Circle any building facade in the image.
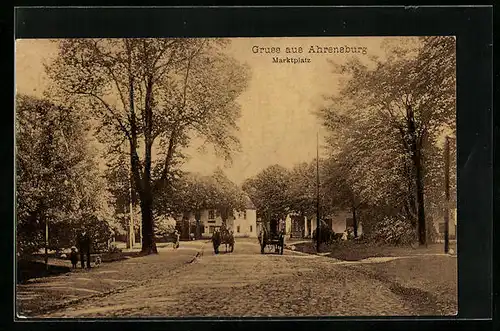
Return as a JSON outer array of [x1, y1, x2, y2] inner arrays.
[[178, 196, 258, 238], [432, 207, 457, 239], [284, 210, 363, 239]]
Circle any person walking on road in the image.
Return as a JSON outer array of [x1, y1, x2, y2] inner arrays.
[[173, 230, 180, 249], [77, 229, 91, 269]]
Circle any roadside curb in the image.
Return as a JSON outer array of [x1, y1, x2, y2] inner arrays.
[[284, 244, 457, 263], [187, 240, 210, 264]]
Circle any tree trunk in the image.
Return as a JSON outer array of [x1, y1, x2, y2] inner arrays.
[[352, 204, 358, 238], [139, 193, 157, 254], [414, 152, 426, 246], [403, 159, 418, 226], [406, 104, 426, 246], [195, 210, 201, 239], [130, 133, 157, 254]]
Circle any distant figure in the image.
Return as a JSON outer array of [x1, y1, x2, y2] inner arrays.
[[94, 255, 102, 267], [69, 246, 78, 269], [173, 230, 180, 249], [212, 229, 221, 254], [347, 227, 354, 239], [77, 230, 91, 269]]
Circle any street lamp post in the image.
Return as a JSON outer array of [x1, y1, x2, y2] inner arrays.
[[316, 131, 320, 253], [443, 135, 455, 254], [128, 157, 135, 249], [44, 187, 53, 271], [129, 176, 135, 249], [44, 216, 49, 270]]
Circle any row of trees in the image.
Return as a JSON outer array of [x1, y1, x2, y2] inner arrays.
[[17, 38, 250, 255], [40, 38, 250, 254], [156, 168, 247, 221], [240, 160, 364, 237], [316, 36, 457, 245], [154, 169, 248, 238], [16, 94, 245, 253], [243, 37, 457, 246], [17, 36, 456, 253], [242, 162, 328, 223]]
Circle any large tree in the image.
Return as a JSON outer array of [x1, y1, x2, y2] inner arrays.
[[47, 38, 250, 254], [319, 37, 455, 245], [288, 162, 317, 218], [16, 95, 112, 255], [211, 168, 247, 221], [242, 165, 292, 222], [287, 160, 334, 220]]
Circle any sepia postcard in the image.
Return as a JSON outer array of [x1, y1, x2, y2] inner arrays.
[[15, 36, 457, 318]]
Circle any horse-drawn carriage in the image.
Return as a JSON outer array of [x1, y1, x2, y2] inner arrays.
[[258, 219, 284, 255], [211, 224, 234, 254]]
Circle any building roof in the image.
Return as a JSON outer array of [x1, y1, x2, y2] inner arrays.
[[245, 195, 256, 210]]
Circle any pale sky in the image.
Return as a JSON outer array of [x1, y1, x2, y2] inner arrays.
[[15, 37, 387, 184]]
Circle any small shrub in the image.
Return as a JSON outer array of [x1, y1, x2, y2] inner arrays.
[[331, 232, 343, 242], [370, 215, 416, 246], [312, 222, 334, 244], [107, 243, 122, 253]]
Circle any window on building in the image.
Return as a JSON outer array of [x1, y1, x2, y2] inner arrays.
[[250, 225, 253, 232], [237, 226, 240, 233], [243, 210, 247, 219], [209, 210, 215, 220], [209, 226, 216, 234]]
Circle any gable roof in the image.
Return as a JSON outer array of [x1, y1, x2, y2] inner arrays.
[[245, 194, 256, 210]]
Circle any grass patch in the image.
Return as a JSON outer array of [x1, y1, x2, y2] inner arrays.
[[291, 240, 457, 261], [17, 250, 140, 283], [17, 260, 71, 284], [349, 255, 458, 315], [100, 252, 130, 262], [328, 241, 456, 261]]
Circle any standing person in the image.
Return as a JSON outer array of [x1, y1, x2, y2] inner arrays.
[[77, 229, 91, 269], [69, 246, 78, 269], [173, 230, 180, 249], [212, 229, 221, 254]]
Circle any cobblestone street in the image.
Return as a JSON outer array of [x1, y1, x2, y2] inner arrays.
[[17, 241, 207, 317], [28, 239, 457, 318]]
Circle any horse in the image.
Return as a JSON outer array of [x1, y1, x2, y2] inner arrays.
[[221, 229, 235, 253], [258, 226, 284, 254]]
